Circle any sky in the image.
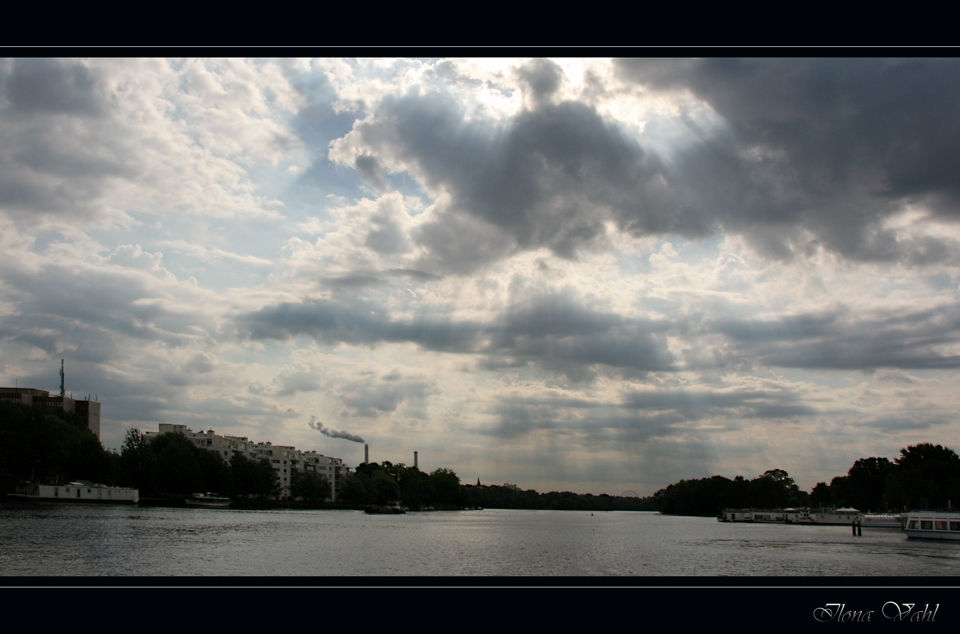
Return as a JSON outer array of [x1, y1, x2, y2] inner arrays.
[[2, 57, 960, 497]]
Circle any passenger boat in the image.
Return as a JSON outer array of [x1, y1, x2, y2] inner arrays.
[[8, 481, 139, 504], [902, 511, 960, 540], [185, 493, 231, 508]]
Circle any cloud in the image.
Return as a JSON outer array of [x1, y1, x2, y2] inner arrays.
[[239, 290, 675, 382], [330, 89, 695, 273], [335, 375, 438, 418], [712, 303, 960, 370], [615, 58, 960, 263], [155, 240, 274, 266], [4, 57, 960, 497], [240, 296, 484, 353], [3, 58, 107, 117], [0, 58, 300, 227]]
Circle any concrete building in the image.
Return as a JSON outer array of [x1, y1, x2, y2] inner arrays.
[[0, 387, 102, 441], [143, 423, 345, 501]]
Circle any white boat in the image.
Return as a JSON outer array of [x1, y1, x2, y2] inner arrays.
[[717, 508, 811, 523], [902, 511, 960, 540], [185, 493, 231, 508], [8, 481, 139, 504], [862, 513, 903, 529], [808, 507, 862, 525]]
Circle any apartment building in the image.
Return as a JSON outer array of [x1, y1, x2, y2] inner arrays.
[[1, 387, 102, 440], [143, 423, 345, 501]]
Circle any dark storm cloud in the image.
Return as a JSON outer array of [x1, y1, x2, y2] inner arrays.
[[342, 89, 701, 272], [364, 203, 412, 255], [0, 59, 138, 222], [340, 59, 960, 270], [322, 273, 386, 289], [0, 263, 196, 348], [322, 268, 443, 289], [353, 154, 388, 191], [621, 388, 816, 420], [336, 377, 437, 418], [241, 289, 960, 381], [850, 414, 949, 433], [515, 58, 563, 106], [241, 297, 484, 353], [3, 58, 106, 117], [713, 303, 960, 370], [616, 58, 960, 262], [480, 294, 674, 380], [486, 397, 686, 442], [478, 384, 815, 446], [385, 268, 443, 282], [241, 291, 675, 381]]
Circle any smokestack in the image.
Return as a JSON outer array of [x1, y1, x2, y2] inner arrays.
[[59, 359, 65, 398], [414, 451, 418, 469], [365, 444, 369, 464]]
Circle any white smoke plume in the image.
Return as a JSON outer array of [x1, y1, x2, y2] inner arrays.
[[308, 416, 365, 443]]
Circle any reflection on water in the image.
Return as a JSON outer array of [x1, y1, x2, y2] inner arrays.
[[1, 503, 958, 576]]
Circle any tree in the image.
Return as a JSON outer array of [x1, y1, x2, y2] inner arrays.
[[749, 469, 803, 509], [370, 469, 400, 505], [291, 470, 330, 501], [255, 457, 281, 498], [151, 432, 203, 495], [895, 443, 960, 509], [338, 472, 371, 504], [429, 468, 462, 507], [845, 457, 894, 511], [120, 428, 154, 492]]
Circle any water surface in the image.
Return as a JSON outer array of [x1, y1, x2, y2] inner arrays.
[[2, 503, 957, 576]]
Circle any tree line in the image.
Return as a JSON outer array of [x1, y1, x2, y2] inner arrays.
[[654, 443, 960, 517], [0, 401, 655, 510], [11, 401, 953, 514], [0, 402, 329, 501], [120, 427, 333, 500]]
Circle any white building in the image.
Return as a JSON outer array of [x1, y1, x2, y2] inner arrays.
[[143, 423, 344, 501]]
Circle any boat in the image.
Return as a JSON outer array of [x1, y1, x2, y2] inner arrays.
[[862, 513, 903, 529], [365, 501, 406, 514], [185, 493, 231, 508], [7, 481, 139, 504], [717, 508, 811, 523], [902, 511, 960, 540], [808, 507, 863, 525]]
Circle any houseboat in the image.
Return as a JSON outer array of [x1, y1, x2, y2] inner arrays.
[[8, 481, 139, 504], [717, 508, 811, 523], [862, 513, 903, 529], [808, 507, 863, 525], [902, 511, 960, 541]]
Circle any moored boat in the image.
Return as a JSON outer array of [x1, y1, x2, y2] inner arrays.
[[7, 481, 139, 504], [808, 507, 862, 525], [365, 501, 406, 514], [862, 513, 903, 529], [717, 508, 811, 523], [185, 493, 231, 508], [902, 511, 960, 540]]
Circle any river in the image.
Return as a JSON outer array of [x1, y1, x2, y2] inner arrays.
[[2, 502, 958, 577]]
